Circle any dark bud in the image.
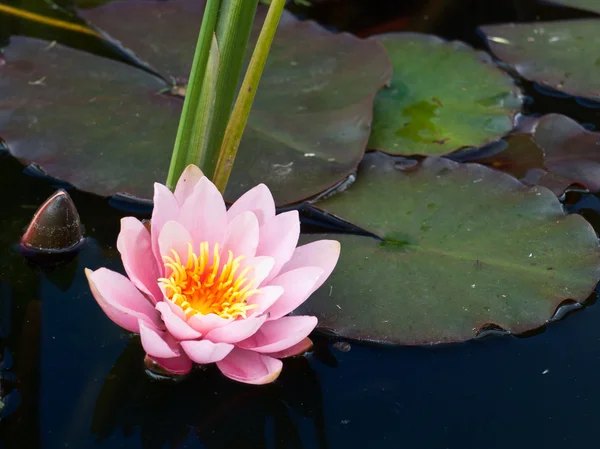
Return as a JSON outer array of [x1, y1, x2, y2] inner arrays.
[[20, 190, 84, 263]]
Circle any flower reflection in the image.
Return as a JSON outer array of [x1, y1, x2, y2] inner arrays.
[[92, 338, 330, 449]]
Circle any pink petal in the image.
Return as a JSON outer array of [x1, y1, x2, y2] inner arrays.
[[117, 217, 162, 304], [264, 267, 324, 320], [147, 353, 192, 375], [204, 316, 267, 344], [279, 240, 340, 296], [158, 220, 193, 269], [161, 296, 231, 336], [187, 312, 232, 335], [174, 165, 204, 205], [222, 211, 259, 258], [248, 286, 284, 316], [180, 340, 234, 364], [266, 337, 313, 359], [239, 256, 275, 288], [156, 302, 202, 340], [86, 268, 161, 333], [151, 183, 180, 271], [179, 177, 227, 251], [139, 320, 180, 358], [256, 211, 300, 283], [227, 184, 275, 226], [216, 347, 282, 385], [165, 297, 186, 319], [237, 316, 317, 353]]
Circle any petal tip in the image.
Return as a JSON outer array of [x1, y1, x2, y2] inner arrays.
[[217, 349, 283, 385], [182, 164, 204, 178], [174, 165, 206, 204], [256, 364, 283, 385]]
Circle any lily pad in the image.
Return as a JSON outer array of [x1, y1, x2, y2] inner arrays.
[[480, 20, 600, 101], [475, 114, 600, 196], [79, 0, 206, 81], [367, 33, 521, 156], [296, 152, 600, 344], [0, 37, 178, 200], [0, 3, 391, 205], [546, 0, 600, 14]]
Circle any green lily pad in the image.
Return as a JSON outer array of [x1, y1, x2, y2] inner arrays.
[[547, 0, 600, 14], [0, 3, 391, 205], [367, 33, 522, 156], [481, 114, 600, 195], [296, 152, 600, 344], [480, 20, 600, 101]]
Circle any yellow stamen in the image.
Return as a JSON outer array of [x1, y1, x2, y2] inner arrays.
[[158, 242, 259, 320]]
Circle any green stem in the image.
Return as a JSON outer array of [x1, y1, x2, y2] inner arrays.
[[213, 0, 286, 193], [166, 0, 220, 190], [184, 34, 221, 169], [200, 0, 259, 180]]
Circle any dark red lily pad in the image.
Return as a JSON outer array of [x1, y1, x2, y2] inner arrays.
[[0, 37, 178, 199], [0, 3, 391, 205], [79, 0, 207, 82], [295, 152, 600, 344], [475, 114, 600, 195], [480, 20, 600, 101]]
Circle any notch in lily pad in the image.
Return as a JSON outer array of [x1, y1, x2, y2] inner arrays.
[[20, 189, 85, 264], [470, 114, 600, 196]]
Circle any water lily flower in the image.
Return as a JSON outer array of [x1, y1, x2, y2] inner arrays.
[[86, 166, 340, 384]]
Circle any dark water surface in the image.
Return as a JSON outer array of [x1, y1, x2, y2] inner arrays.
[[3, 0, 600, 448]]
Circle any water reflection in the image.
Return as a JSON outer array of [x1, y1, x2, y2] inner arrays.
[[92, 339, 328, 449], [0, 274, 41, 449], [0, 150, 331, 448]]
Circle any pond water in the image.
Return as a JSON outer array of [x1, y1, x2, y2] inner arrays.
[[2, 0, 600, 448]]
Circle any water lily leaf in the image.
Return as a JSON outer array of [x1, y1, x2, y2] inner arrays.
[[367, 33, 521, 156], [0, 4, 391, 206], [546, 0, 600, 14], [480, 20, 600, 101], [0, 37, 178, 200], [475, 114, 600, 196], [79, 0, 207, 81], [296, 152, 600, 344], [81, 1, 392, 202]]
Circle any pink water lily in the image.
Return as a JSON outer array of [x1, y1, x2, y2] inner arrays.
[[86, 165, 340, 384]]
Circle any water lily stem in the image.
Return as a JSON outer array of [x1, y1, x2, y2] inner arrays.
[[213, 0, 286, 193], [166, 0, 221, 190], [200, 0, 260, 179], [185, 33, 221, 171]]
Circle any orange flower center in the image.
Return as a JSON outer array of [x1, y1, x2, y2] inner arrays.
[[158, 242, 259, 320]]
